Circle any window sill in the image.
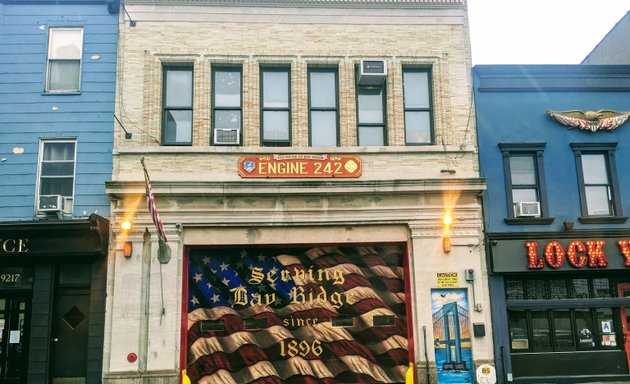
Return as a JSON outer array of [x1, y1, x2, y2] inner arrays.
[[504, 217, 555, 225], [42, 91, 81, 95], [578, 216, 628, 224]]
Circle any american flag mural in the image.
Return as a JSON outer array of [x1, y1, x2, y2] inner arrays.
[[186, 245, 410, 384]]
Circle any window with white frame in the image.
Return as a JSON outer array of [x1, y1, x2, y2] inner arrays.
[[46, 27, 83, 92], [571, 143, 624, 222], [499, 143, 551, 223], [37, 140, 76, 214]]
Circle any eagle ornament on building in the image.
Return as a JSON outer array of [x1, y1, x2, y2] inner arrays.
[[546, 110, 630, 132]]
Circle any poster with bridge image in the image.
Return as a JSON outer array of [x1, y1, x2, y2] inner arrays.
[[431, 288, 473, 384], [186, 245, 410, 383]]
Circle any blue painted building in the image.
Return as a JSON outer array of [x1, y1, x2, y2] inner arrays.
[[0, 0, 118, 382], [474, 65, 630, 383]]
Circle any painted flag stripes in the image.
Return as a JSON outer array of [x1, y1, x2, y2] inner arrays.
[[186, 245, 409, 384]]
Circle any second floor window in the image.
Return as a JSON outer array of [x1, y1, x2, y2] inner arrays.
[[356, 75, 386, 146], [261, 67, 291, 146], [402, 67, 433, 144], [212, 66, 242, 145], [308, 67, 339, 146], [46, 27, 83, 92], [581, 154, 613, 215], [500, 144, 548, 220], [38, 140, 76, 214], [163, 66, 193, 145], [572, 143, 623, 220]]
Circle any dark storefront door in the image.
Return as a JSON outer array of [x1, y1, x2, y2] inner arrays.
[[619, 283, 630, 373], [50, 292, 89, 384], [0, 295, 31, 384]]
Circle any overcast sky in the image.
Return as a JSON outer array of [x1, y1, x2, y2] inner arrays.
[[467, 0, 630, 65]]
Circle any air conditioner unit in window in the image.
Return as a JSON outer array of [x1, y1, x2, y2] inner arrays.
[[213, 128, 240, 145], [514, 201, 541, 218], [38, 195, 73, 215], [358, 59, 387, 85]]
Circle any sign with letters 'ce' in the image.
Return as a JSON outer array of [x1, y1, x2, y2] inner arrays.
[[239, 154, 361, 178]]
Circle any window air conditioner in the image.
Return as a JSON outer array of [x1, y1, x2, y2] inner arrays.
[[38, 194, 63, 212], [514, 201, 541, 218], [38, 195, 73, 214], [358, 59, 387, 85], [213, 128, 240, 145]]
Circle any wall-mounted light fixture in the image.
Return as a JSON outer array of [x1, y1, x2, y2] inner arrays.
[[121, 220, 132, 231], [443, 236, 452, 253], [123, 241, 133, 258]]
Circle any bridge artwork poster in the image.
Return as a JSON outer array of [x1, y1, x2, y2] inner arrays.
[[431, 288, 473, 384]]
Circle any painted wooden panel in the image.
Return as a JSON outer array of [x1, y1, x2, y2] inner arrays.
[[474, 65, 630, 233], [0, 2, 118, 221]]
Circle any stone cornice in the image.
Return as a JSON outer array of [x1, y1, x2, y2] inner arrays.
[[124, 0, 464, 8], [113, 145, 474, 155], [106, 178, 486, 197]]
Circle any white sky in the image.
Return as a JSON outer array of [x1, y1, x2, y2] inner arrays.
[[468, 0, 630, 65]]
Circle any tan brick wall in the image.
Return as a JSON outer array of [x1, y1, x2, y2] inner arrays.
[[114, 18, 474, 158]]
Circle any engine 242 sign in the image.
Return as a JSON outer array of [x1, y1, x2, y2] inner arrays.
[[238, 154, 362, 178]]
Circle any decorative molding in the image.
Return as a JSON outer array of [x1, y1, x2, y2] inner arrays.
[[547, 110, 630, 132], [124, 0, 464, 7], [106, 178, 486, 197], [504, 217, 555, 226], [578, 216, 628, 224], [474, 65, 630, 92]]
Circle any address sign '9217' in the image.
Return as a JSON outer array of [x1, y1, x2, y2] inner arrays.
[[238, 154, 362, 178]]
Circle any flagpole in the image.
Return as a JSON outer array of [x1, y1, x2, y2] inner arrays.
[[141, 157, 171, 265], [141, 157, 169, 320]]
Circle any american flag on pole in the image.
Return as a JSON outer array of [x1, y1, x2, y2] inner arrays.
[[186, 245, 409, 384], [141, 157, 167, 243]]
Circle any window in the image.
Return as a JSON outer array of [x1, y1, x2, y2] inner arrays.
[[571, 143, 624, 222], [308, 67, 338, 146], [506, 276, 616, 301], [45, 27, 83, 92], [499, 144, 551, 223], [505, 276, 625, 353], [261, 67, 291, 146], [402, 67, 433, 144], [37, 140, 76, 213], [356, 67, 386, 146], [162, 66, 193, 145], [508, 308, 621, 353], [212, 66, 242, 145]]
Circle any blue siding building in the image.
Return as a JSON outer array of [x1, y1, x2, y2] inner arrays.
[[0, 1, 118, 382], [474, 65, 630, 383]]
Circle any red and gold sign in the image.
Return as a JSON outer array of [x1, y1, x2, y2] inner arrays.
[[238, 154, 362, 178]]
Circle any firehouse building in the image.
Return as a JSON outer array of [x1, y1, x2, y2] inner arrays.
[[104, 1, 492, 383]]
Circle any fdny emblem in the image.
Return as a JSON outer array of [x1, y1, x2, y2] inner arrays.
[[243, 161, 256, 173]]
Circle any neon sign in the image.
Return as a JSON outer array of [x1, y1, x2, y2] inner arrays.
[[525, 239, 630, 269]]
